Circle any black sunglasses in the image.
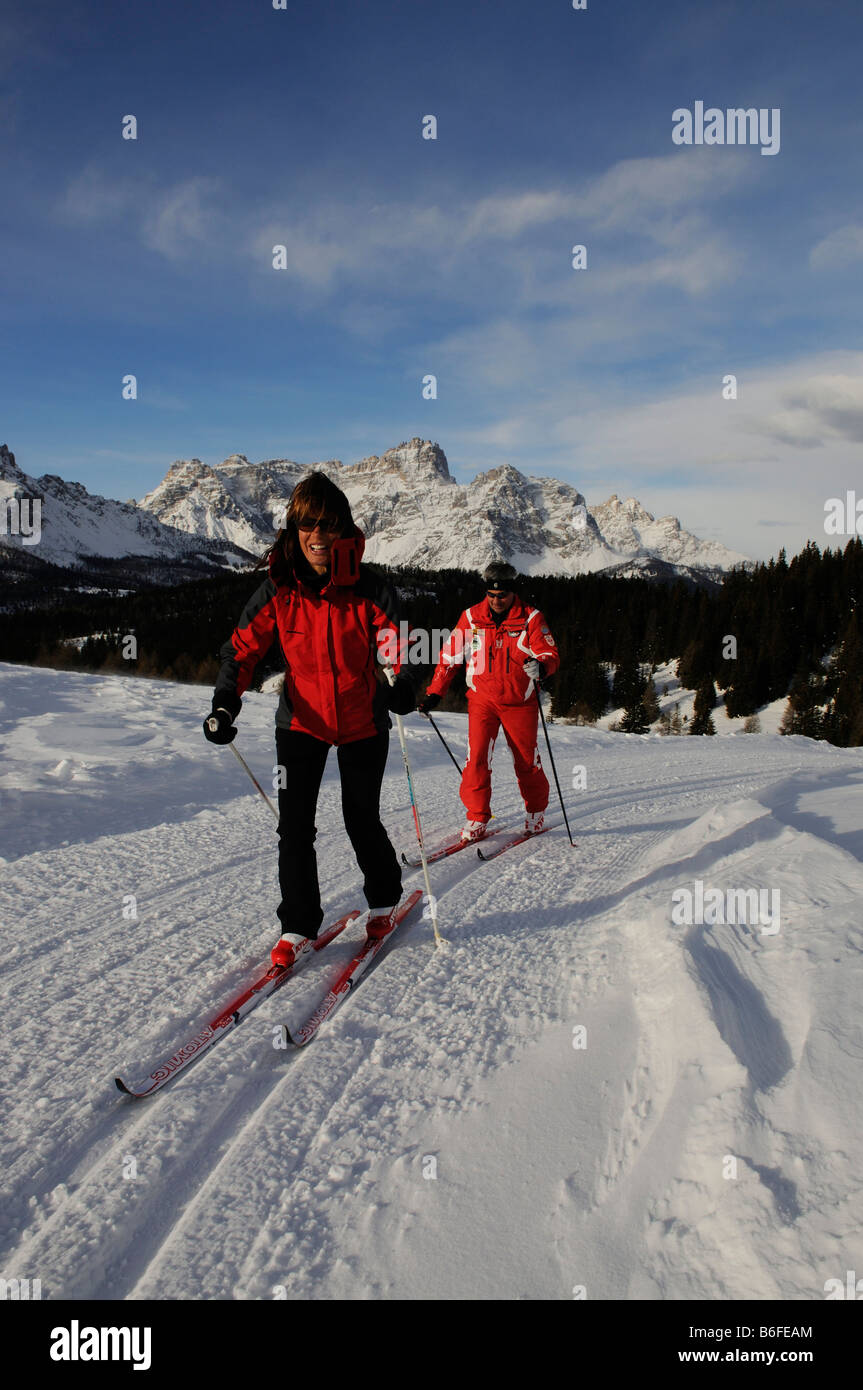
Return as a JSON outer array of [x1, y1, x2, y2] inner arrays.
[[296, 515, 341, 533]]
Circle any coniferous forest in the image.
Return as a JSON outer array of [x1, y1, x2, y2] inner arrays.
[[1, 537, 861, 746]]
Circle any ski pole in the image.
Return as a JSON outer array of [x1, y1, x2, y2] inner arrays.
[[425, 711, 463, 776], [206, 718, 280, 823], [384, 669, 447, 948], [535, 688, 575, 847]]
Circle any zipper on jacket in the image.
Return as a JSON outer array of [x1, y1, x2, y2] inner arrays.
[[326, 600, 339, 736]]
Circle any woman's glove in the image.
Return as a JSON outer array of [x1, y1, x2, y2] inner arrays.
[[417, 692, 441, 717], [384, 673, 416, 716], [203, 708, 238, 744]]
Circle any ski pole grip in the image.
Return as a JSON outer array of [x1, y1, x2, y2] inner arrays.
[[383, 665, 397, 687], [206, 716, 219, 733]]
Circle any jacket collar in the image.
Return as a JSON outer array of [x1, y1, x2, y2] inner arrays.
[[328, 526, 365, 587], [271, 526, 366, 595]]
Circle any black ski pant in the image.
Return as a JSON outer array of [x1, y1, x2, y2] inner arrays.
[[275, 727, 402, 938]]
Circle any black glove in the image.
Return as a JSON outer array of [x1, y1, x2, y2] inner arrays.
[[203, 708, 238, 744], [417, 692, 441, 717], [384, 673, 416, 716]]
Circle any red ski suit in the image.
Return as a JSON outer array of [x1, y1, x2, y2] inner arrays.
[[426, 597, 560, 821], [214, 530, 403, 744]]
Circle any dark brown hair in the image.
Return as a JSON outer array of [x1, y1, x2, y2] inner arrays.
[[258, 471, 354, 586]]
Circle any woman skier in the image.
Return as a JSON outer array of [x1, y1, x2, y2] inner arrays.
[[417, 560, 559, 840], [204, 472, 415, 967]]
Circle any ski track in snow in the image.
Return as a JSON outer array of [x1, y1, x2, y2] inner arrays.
[[1, 662, 862, 1300]]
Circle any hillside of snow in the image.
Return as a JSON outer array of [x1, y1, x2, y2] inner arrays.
[[596, 659, 792, 736], [0, 444, 253, 571], [1, 661, 861, 1300]]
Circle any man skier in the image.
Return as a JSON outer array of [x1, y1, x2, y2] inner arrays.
[[417, 561, 559, 840]]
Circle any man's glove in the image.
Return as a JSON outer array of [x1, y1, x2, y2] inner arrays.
[[203, 708, 238, 744], [417, 692, 441, 717], [384, 673, 416, 716], [523, 658, 543, 681]]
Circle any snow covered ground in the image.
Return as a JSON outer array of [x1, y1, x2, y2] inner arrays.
[[1, 660, 862, 1301]]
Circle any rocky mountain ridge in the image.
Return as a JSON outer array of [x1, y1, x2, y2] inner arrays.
[[139, 437, 749, 580], [0, 444, 255, 575]]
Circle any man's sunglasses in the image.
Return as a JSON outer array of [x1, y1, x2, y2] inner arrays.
[[296, 515, 341, 533], [486, 588, 512, 596]]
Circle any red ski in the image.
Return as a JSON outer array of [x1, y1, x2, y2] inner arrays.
[[287, 890, 423, 1047], [115, 910, 360, 1098], [400, 825, 505, 867], [476, 825, 550, 860]]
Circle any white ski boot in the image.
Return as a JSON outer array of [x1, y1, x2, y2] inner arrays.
[[460, 819, 489, 842]]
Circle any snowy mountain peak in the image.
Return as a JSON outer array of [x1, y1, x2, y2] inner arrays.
[[354, 438, 452, 485], [0, 447, 255, 571], [476, 463, 529, 487], [0, 444, 26, 483], [599, 494, 653, 519], [2, 438, 749, 582], [134, 440, 748, 578]]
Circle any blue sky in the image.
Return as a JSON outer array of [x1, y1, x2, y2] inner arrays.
[[2, 0, 863, 559]]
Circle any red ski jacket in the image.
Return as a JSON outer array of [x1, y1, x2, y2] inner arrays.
[[427, 596, 560, 706], [213, 530, 404, 745]]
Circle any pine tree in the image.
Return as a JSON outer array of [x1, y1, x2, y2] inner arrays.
[[612, 655, 641, 710], [822, 615, 863, 746], [641, 675, 660, 725], [779, 666, 825, 739], [567, 699, 597, 725], [620, 699, 650, 733], [676, 640, 708, 692], [723, 656, 763, 718], [690, 679, 717, 735]]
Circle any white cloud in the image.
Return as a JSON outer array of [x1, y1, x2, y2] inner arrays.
[[58, 167, 227, 263], [56, 151, 751, 309], [591, 239, 738, 295], [140, 177, 225, 260], [441, 350, 863, 561], [577, 151, 752, 230], [809, 224, 863, 271], [754, 372, 863, 446], [460, 190, 574, 242], [59, 166, 140, 224]]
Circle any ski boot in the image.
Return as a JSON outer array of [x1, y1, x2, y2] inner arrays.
[[271, 931, 315, 968], [460, 819, 489, 842], [366, 904, 399, 940]]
